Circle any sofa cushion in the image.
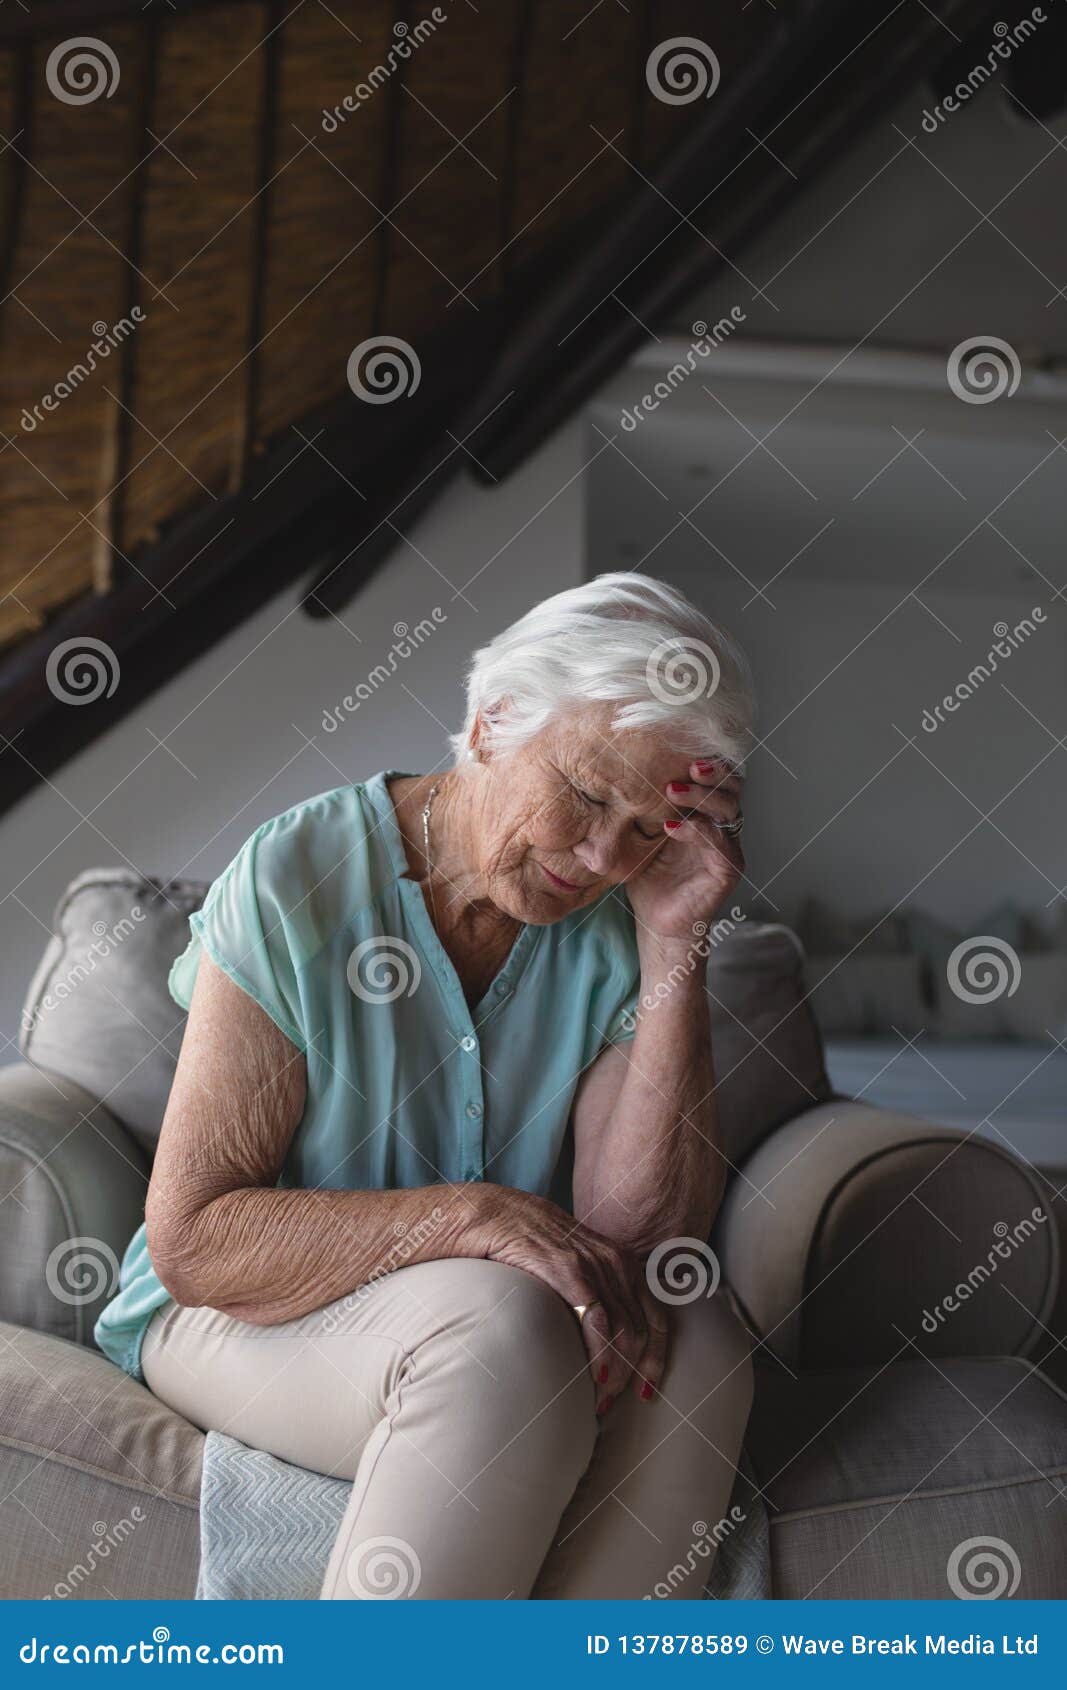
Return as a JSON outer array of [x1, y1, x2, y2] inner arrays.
[[0, 1065, 149, 1345], [707, 922, 831, 1168], [20, 870, 206, 1155], [748, 1357, 1067, 1599], [0, 1322, 201, 1598]]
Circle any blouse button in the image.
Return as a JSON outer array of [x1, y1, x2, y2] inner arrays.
[[465, 1101, 482, 1119], [460, 1034, 477, 1053]]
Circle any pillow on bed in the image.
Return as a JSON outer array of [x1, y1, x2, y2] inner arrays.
[[795, 898, 908, 955], [997, 955, 1067, 1044], [803, 954, 927, 1037]]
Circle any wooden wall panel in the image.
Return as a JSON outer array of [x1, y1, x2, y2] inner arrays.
[[254, 0, 395, 445], [0, 0, 791, 658], [121, 7, 266, 554], [0, 25, 144, 646], [507, 1, 643, 277], [379, 2, 521, 339]]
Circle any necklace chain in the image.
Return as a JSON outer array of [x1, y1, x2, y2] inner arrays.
[[421, 779, 441, 925]]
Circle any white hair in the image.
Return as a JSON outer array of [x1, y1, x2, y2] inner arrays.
[[449, 572, 754, 770]]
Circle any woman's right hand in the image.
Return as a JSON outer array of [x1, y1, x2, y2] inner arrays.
[[461, 1185, 670, 1415]]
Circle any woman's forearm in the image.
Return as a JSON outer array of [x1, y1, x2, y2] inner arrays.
[[582, 943, 723, 1252], [147, 1178, 490, 1324]]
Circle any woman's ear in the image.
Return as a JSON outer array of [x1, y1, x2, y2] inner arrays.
[[469, 710, 486, 762]]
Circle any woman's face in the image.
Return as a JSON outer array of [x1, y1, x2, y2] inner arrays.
[[472, 702, 702, 923]]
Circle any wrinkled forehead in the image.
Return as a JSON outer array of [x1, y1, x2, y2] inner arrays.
[[561, 712, 689, 803]]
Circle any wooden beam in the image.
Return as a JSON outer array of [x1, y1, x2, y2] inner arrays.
[[461, 0, 1000, 481], [0, 0, 266, 44]]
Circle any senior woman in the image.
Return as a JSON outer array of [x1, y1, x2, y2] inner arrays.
[[95, 572, 755, 1601]]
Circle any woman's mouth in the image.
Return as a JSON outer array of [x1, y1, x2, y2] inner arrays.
[[541, 864, 585, 893]]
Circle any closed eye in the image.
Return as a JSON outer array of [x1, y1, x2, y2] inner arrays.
[[573, 782, 661, 843]]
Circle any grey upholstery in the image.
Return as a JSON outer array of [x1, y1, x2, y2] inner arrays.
[[706, 921, 832, 1168], [747, 1358, 1067, 1598], [0, 1321, 201, 1598], [1, 865, 1064, 1601], [716, 1101, 1058, 1370], [20, 869, 206, 1155], [0, 1065, 149, 1343]]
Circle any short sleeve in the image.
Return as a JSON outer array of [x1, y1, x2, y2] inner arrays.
[[588, 890, 641, 1050], [169, 819, 305, 1051], [602, 978, 640, 1046]]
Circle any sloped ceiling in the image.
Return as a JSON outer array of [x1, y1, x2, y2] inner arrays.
[[0, 0, 998, 815]]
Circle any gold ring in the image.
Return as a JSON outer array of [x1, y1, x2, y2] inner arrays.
[[572, 1300, 601, 1327]]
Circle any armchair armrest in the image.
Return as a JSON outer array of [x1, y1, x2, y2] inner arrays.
[[0, 1062, 150, 1345], [714, 1101, 1059, 1371]]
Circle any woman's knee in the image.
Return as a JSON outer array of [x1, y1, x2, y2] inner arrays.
[[442, 1259, 597, 1466]]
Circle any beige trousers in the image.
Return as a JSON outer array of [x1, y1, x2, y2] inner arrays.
[[142, 1256, 753, 1600]]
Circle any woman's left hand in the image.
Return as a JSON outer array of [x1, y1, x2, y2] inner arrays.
[[626, 757, 745, 944]]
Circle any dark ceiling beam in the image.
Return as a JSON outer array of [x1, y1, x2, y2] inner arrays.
[[0, 315, 484, 817], [0, 0, 267, 44], [302, 0, 987, 614], [459, 0, 1003, 482]]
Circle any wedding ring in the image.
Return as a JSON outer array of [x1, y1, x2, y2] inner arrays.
[[709, 810, 744, 837], [572, 1301, 601, 1327]]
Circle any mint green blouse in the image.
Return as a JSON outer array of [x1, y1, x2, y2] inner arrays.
[[94, 770, 641, 1379]]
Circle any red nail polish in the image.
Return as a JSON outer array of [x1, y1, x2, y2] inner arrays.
[[667, 781, 692, 792], [597, 1364, 609, 1384], [596, 1395, 614, 1417], [640, 1381, 654, 1401], [664, 820, 683, 831]]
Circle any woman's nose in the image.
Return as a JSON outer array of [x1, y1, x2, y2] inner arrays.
[[572, 830, 623, 879]]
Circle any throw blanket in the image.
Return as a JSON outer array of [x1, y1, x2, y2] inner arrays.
[[196, 1432, 771, 1600]]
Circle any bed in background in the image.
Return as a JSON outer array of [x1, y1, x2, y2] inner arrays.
[[794, 897, 1067, 1174]]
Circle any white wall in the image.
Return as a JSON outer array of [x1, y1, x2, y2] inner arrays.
[[0, 419, 587, 1051], [584, 75, 1067, 936], [672, 77, 1067, 355], [587, 339, 1067, 931]]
